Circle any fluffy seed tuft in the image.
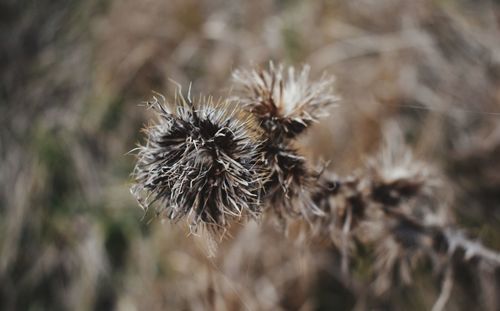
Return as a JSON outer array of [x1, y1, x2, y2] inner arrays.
[[232, 62, 339, 140], [131, 90, 268, 236]]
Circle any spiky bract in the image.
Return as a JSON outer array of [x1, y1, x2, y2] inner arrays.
[[131, 92, 267, 234], [232, 62, 339, 140]]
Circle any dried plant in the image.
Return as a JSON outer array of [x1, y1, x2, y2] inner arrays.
[[131, 89, 268, 237], [130, 63, 341, 243], [130, 66, 500, 310], [231, 63, 338, 218], [309, 126, 500, 308], [232, 62, 339, 140]]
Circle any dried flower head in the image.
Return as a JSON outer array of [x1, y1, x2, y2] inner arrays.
[[232, 62, 339, 140], [131, 90, 268, 235], [261, 142, 320, 218]]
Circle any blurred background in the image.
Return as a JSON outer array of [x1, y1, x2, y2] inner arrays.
[[2, 0, 500, 310]]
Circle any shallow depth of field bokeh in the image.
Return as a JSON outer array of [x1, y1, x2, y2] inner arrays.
[[2, 0, 500, 310]]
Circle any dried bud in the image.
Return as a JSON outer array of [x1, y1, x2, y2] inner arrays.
[[131, 90, 268, 235], [232, 62, 339, 141], [261, 142, 319, 217]]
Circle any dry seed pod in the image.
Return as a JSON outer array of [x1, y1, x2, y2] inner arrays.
[[261, 142, 321, 218], [232, 62, 339, 141], [131, 90, 268, 235]]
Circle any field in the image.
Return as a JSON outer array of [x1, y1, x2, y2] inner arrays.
[[2, 0, 500, 310]]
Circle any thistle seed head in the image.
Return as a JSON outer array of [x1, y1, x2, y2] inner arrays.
[[131, 90, 268, 235], [261, 142, 321, 218], [232, 62, 339, 141]]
